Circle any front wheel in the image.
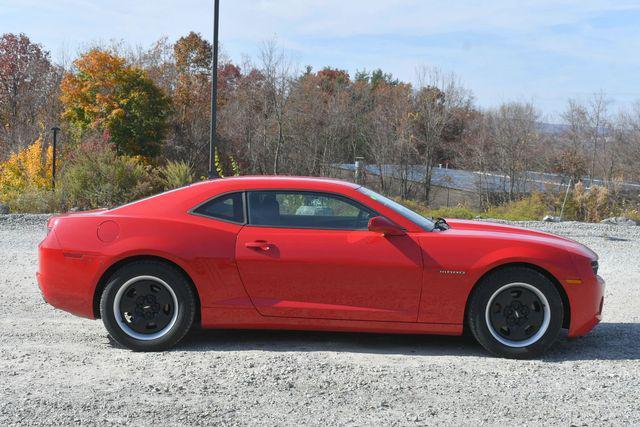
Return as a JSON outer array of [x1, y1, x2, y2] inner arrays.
[[100, 261, 196, 351], [467, 267, 563, 359]]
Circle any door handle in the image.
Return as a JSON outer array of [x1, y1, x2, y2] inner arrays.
[[245, 240, 272, 251]]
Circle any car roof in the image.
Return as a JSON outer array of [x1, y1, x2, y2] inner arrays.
[[187, 176, 361, 192], [206, 175, 358, 187], [111, 176, 361, 216]]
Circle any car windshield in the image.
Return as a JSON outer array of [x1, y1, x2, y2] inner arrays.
[[357, 187, 435, 232]]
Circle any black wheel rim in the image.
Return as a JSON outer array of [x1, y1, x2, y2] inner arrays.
[[488, 286, 546, 342], [118, 279, 175, 335]]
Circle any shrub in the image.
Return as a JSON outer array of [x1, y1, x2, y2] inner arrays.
[[394, 198, 480, 219], [159, 160, 194, 190], [0, 138, 52, 205], [425, 206, 479, 220], [571, 183, 612, 222], [8, 188, 64, 213], [60, 144, 158, 209], [214, 147, 241, 178], [396, 192, 571, 222], [621, 208, 640, 222], [485, 192, 551, 221]]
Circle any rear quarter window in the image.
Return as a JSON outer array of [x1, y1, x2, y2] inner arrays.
[[192, 192, 245, 224]]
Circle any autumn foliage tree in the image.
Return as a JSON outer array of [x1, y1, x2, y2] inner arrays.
[[0, 137, 52, 204], [60, 49, 170, 158], [169, 32, 242, 171], [167, 33, 212, 165], [4, 30, 640, 217], [0, 33, 60, 158]]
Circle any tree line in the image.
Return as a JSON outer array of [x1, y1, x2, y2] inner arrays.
[[2, 31, 640, 209]]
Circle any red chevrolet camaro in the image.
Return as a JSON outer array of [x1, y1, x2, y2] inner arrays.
[[37, 176, 604, 358]]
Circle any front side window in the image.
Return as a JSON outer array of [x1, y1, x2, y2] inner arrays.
[[247, 191, 375, 230], [192, 192, 244, 223]]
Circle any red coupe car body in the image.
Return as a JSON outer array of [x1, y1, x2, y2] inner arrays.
[[37, 176, 604, 339]]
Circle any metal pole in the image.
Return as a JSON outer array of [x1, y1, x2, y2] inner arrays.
[[354, 156, 364, 184], [51, 127, 60, 189], [559, 178, 572, 221], [208, 0, 220, 179]]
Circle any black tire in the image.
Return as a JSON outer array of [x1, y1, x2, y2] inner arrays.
[[467, 267, 563, 359], [100, 260, 196, 351]]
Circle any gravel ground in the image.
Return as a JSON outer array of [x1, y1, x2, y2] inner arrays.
[[1, 214, 639, 426]]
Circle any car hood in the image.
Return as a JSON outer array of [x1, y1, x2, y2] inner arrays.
[[444, 219, 597, 260]]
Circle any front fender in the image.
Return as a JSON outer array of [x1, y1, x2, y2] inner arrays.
[[417, 234, 576, 325]]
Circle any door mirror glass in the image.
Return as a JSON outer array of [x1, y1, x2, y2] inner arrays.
[[368, 216, 405, 236]]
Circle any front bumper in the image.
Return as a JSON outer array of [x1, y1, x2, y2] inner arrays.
[[567, 274, 605, 337]]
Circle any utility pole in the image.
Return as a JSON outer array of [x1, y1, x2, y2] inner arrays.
[[208, 0, 220, 179], [51, 127, 60, 189], [354, 157, 364, 184]]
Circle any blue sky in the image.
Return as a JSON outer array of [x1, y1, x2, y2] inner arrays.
[[2, 0, 640, 120]]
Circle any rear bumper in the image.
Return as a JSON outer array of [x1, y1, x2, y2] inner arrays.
[[37, 233, 103, 319], [567, 274, 605, 337]]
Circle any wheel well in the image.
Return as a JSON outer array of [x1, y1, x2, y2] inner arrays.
[[92, 255, 202, 326], [463, 262, 571, 331]]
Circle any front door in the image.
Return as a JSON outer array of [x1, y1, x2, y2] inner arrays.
[[234, 190, 423, 322]]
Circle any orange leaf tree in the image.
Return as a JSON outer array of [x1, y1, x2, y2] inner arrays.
[[60, 49, 171, 158]]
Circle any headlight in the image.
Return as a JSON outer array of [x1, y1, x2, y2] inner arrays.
[[591, 260, 599, 275]]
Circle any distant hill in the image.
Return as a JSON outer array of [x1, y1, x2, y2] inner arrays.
[[536, 122, 569, 135]]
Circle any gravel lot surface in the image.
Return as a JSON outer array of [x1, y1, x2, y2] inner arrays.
[[1, 214, 639, 426]]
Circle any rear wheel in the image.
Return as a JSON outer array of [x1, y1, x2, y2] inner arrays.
[[100, 261, 196, 351], [467, 267, 563, 359]]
